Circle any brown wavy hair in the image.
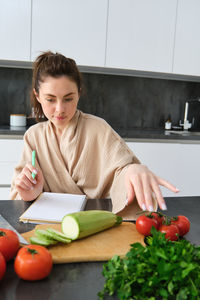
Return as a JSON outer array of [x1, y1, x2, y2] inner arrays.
[[31, 51, 83, 121]]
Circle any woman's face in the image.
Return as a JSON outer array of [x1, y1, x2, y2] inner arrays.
[[35, 75, 79, 131]]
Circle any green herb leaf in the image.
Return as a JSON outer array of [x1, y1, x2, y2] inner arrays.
[[98, 229, 200, 300]]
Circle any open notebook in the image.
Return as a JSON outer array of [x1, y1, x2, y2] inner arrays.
[[19, 192, 87, 224]]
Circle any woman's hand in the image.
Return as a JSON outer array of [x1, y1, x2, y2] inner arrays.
[[125, 164, 179, 211], [15, 163, 44, 201]]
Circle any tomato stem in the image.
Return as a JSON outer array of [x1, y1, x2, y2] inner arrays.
[[162, 216, 172, 226], [0, 231, 6, 236], [171, 216, 178, 221], [27, 248, 38, 256]]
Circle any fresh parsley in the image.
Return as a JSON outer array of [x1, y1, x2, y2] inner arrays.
[[98, 227, 200, 300]]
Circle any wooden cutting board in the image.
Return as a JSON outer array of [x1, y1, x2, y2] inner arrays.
[[21, 222, 145, 264]]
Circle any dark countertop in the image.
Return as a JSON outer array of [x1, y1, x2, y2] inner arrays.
[[0, 125, 200, 142], [118, 128, 200, 141], [0, 196, 200, 300], [0, 125, 28, 136]]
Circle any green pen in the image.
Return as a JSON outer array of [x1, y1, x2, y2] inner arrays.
[[32, 150, 36, 179]]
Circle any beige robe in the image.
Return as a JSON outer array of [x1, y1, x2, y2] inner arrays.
[[10, 110, 145, 219]]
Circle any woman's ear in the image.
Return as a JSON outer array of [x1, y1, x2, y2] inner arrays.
[[33, 88, 40, 103]]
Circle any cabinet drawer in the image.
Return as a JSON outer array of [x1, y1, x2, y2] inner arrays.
[[0, 188, 11, 200], [126, 142, 200, 197], [0, 162, 18, 185], [0, 139, 24, 162]]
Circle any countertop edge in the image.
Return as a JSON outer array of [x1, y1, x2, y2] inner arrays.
[[0, 134, 23, 140], [124, 138, 200, 144], [1, 134, 200, 144]]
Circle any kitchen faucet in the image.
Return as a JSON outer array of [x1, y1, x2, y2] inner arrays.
[[179, 101, 192, 130], [184, 101, 189, 123], [180, 98, 200, 130]]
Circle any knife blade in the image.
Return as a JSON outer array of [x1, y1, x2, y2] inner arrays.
[[0, 214, 28, 245]]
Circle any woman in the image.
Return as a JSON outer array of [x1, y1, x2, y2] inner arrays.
[[10, 51, 179, 219]]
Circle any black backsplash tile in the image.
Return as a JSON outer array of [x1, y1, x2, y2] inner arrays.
[[0, 67, 200, 134], [0, 68, 32, 125], [79, 73, 200, 131]]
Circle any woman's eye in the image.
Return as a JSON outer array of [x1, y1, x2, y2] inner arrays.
[[64, 98, 73, 102], [46, 98, 54, 102]]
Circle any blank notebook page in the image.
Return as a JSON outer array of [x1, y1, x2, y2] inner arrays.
[[20, 192, 86, 223]]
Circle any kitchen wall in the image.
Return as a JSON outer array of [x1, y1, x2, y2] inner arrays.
[[0, 67, 200, 136], [0, 68, 32, 125]]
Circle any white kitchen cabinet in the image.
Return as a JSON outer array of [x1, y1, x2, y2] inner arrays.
[[31, 0, 108, 67], [0, 188, 12, 201], [0, 139, 24, 200], [106, 0, 177, 73], [173, 0, 200, 76], [126, 141, 200, 197], [0, 162, 21, 186], [0, 0, 31, 61]]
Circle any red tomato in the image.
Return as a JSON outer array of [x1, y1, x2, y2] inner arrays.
[[159, 224, 179, 241], [14, 245, 53, 281], [0, 228, 20, 261], [150, 212, 165, 228], [136, 215, 159, 236], [0, 252, 6, 280], [171, 215, 190, 236]]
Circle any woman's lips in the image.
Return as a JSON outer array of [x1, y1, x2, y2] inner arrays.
[[55, 116, 66, 120]]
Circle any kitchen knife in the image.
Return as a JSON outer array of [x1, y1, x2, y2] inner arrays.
[[0, 214, 28, 245]]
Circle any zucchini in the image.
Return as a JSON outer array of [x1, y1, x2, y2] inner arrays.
[[46, 228, 71, 243], [35, 229, 56, 240], [30, 236, 57, 247], [31, 228, 71, 246], [61, 210, 122, 240]]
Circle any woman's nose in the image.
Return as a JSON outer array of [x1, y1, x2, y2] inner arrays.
[[55, 101, 65, 113]]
